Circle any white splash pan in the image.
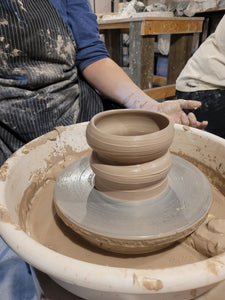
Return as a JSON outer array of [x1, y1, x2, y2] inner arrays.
[[0, 123, 225, 300]]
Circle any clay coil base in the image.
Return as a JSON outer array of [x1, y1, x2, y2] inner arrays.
[[54, 154, 212, 255]]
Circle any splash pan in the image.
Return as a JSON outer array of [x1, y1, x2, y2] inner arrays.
[[1, 123, 225, 300]]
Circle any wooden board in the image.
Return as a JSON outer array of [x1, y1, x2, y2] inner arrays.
[[144, 85, 176, 100], [141, 19, 204, 35]]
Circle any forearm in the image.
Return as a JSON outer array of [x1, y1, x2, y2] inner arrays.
[[82, 57, 207, 129], [82, 57, 159, 110]]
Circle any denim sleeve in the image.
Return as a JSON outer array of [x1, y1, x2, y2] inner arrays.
[[66, 0, 109, 71]]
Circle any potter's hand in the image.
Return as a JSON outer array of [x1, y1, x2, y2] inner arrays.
[[82, 58, 208, 129], [157, 99, 208, 129]]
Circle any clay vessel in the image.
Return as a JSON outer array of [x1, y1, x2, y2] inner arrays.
[[86, 109, 174, 200], [86, 109, 174, 164]]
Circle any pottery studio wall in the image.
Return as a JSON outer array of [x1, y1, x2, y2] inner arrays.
[[90, 0, 225, 14], [89, 0, 122, 14]]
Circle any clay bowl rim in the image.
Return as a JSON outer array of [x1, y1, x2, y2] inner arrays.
[[86, 109, 173, 143]]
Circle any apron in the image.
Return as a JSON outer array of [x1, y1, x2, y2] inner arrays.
[[0, 0, 104, 166]]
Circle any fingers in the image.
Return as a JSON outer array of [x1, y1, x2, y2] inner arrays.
[[178, 99, 201, 110], [187, 112, 198, 127], [197, 120, 208, 130], [158, 100, 208, 129], [181, 111, 189, 126], [177, 100, 208, 129], [187, 112, 208, 129]]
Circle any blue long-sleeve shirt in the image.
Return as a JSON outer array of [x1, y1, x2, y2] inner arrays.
[[49, 0, 109, 71]]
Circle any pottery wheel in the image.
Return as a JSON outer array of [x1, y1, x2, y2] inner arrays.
[[54, 154, 212, 254]]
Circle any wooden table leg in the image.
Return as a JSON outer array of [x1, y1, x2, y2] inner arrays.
[[167, 33, 194, 85], [103, 29, 121, 65], [129, 21, 155, 89]]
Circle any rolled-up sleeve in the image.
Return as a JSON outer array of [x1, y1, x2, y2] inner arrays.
[[67, 0, 109, 71]]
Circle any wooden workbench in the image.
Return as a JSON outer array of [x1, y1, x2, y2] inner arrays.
[[99, 16, 204, 92]]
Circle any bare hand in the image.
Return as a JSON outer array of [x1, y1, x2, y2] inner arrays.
[[157, 99, 208, 129]]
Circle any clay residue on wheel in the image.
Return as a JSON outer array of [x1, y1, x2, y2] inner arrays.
[[18, 146, 225, 269]]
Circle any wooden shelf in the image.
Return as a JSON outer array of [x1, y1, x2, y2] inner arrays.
[[144, 84, 176, 100]]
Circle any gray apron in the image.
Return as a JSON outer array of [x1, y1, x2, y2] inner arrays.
[[0, 0, 105, 166]]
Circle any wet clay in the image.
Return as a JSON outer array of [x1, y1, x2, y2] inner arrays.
[[90, 151, 171, 201], [86, 110, 174, 201], [0, 206, 14, 224], [186, 215, 225, 257], [86, 110, 174, 164], [19, 149, 225, 269]]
